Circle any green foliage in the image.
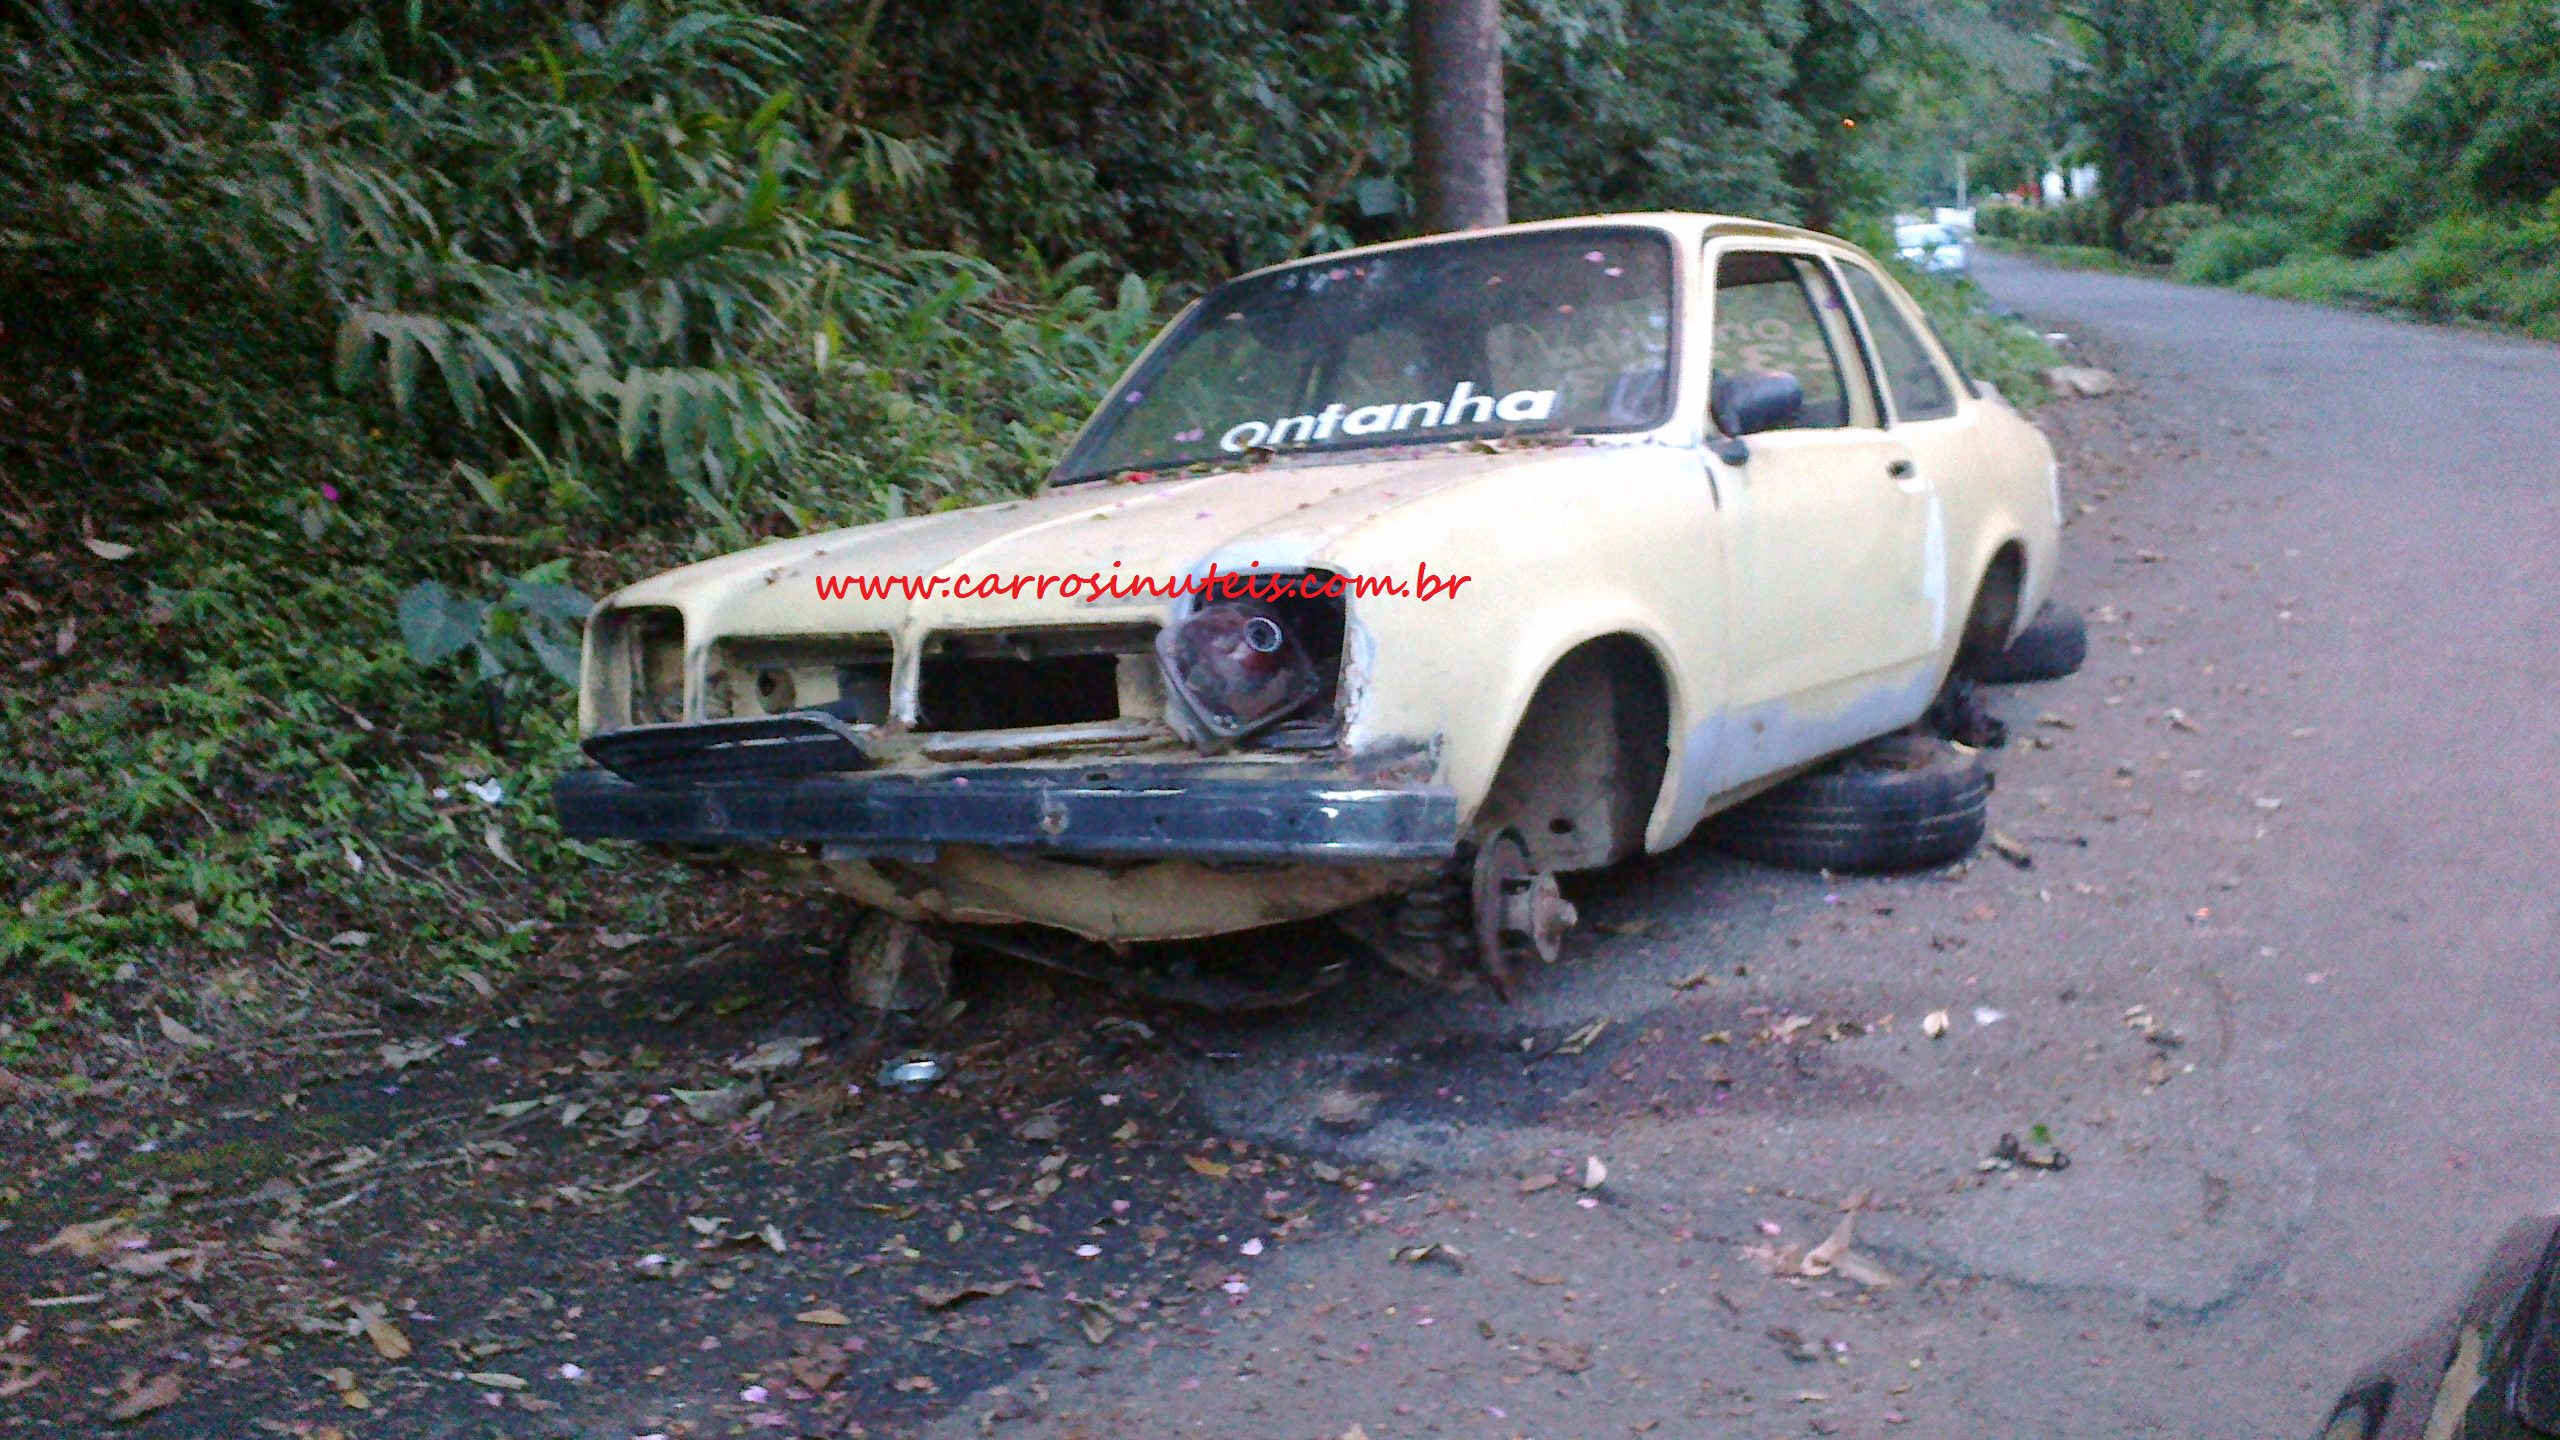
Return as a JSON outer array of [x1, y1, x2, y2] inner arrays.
[[398, 570, 594, 692], [2059, 0, 2310, 236], [2172, 218, 2301, 283], [2400, 0, 2560, 210], [1976, 198, 2110, 248], [2121, 202, 2222, 265], [1507, 0, 1805, 222]]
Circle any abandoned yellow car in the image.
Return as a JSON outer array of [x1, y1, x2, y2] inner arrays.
[[554, 213, 2072, 1004]]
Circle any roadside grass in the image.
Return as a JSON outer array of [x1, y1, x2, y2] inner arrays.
[[1894, 265, 2066, 403]]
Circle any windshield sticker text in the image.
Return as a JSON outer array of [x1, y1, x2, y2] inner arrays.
[[1218, 382, 1558, 453]]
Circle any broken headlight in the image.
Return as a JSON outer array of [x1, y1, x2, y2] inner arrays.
[[1154, 600, 1321, 744]]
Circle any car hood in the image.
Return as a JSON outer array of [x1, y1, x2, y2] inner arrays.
[[605, 442, 1624, 638]]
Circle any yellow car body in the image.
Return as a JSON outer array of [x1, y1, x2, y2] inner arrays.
[[555, 213, 2058, 946]]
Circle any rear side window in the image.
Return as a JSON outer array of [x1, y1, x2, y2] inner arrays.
[[1842, 265, 1957, 422]]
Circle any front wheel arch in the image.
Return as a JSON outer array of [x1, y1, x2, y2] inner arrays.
[[1470, 635, 1671, 874]]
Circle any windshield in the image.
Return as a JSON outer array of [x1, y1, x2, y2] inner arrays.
[[1055, 227, 1675, 483]]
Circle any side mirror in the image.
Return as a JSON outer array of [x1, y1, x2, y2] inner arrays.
[[1712, 369, 1806, 446]]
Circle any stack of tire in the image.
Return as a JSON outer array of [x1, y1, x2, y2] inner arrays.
[[1712, 601, 2087, 873]]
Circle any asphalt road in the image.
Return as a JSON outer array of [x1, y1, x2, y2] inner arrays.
[[945, 253, 2560, 1437]]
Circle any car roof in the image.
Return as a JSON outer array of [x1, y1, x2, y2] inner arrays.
[[1224, 212, 1871, 287]]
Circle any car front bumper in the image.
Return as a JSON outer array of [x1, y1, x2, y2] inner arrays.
[[552, 765, 1461, 864]]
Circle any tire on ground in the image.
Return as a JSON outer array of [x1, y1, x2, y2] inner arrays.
[[1710, 735, 1991, 873], [1964, 599, 2087, 684]]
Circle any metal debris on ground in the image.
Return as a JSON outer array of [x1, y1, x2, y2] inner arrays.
[[1982, 1131, 2070, 1173], [878, 1054, 947, 1090]]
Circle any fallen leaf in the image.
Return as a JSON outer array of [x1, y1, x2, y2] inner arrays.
[[378, 1038, 439, 1070], [1832, 1249, 1898, 1287], [795, 1307, 852, 1326], [1534, 1337, 1594, 1373], [464, 1371, 527, 1390], [326, 1366, 368, 1409], [84, 539, 136, 561], [31, 1218, 141, 1260], [785, 1346, 847, 1393], [156, 1011, 213, 1050], [1393, 1242, 1467, 1272], [672, 1085, 754, 1124], [351, 1301, 411, 1361], [912, 1280, 1013, 1310], [107, 1371, 183, 1421], [1800, 1213, 1856, 1276], [1184, 1154, 1231, 1179], [484, 824, 522, 871], [1516, 1172, 1559, 1194], [106, 1247, 194, 1278], [730, 1035, 819, 1075], [1553, 1018, 1609, 1056]]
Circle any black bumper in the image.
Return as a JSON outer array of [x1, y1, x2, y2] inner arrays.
[[552, 765, 1460, 863]]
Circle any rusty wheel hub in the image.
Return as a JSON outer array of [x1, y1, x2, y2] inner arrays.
[[1470, 831, 1577, 997]]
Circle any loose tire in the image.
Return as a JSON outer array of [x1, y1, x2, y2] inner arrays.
[[1711, 735, 1991, 874], [1965, 600, 2087, 684]]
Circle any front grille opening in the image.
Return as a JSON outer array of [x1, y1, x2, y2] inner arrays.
[[918, 625, 1157, 731], [705, 636, 893, 723]]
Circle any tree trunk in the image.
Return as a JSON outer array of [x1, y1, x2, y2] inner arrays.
[[1409, 0, 1508, 233]]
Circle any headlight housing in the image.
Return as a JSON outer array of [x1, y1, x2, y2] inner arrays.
[[1154, 599, 1323, 746]]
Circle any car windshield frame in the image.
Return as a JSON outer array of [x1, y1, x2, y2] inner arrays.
[[1051, 224, 1680, 485]]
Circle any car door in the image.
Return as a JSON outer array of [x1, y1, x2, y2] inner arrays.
[[1835, 258, 1978, 652], [1704, 244, 1936, 788]]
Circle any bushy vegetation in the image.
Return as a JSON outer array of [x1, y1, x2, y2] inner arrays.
[[0, 0, 2049, 1065], [2171, 217, 2303, 284], [1977, 198, 2111, 249]]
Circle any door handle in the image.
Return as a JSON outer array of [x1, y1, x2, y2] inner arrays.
[[1887, 458, 1916, 479]]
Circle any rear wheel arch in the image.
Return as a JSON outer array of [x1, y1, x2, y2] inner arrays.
[[1953, 540, 2027, 671], [1471, 634, 1673, 873]]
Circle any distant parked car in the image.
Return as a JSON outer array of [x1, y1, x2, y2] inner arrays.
[[2320, 1215, 2560, 1438], [1896, 221, 1969, 275]]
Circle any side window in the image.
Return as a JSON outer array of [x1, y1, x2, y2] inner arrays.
[[1710, 251, 1871, 430], [1841, 265, 1957, 421]]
